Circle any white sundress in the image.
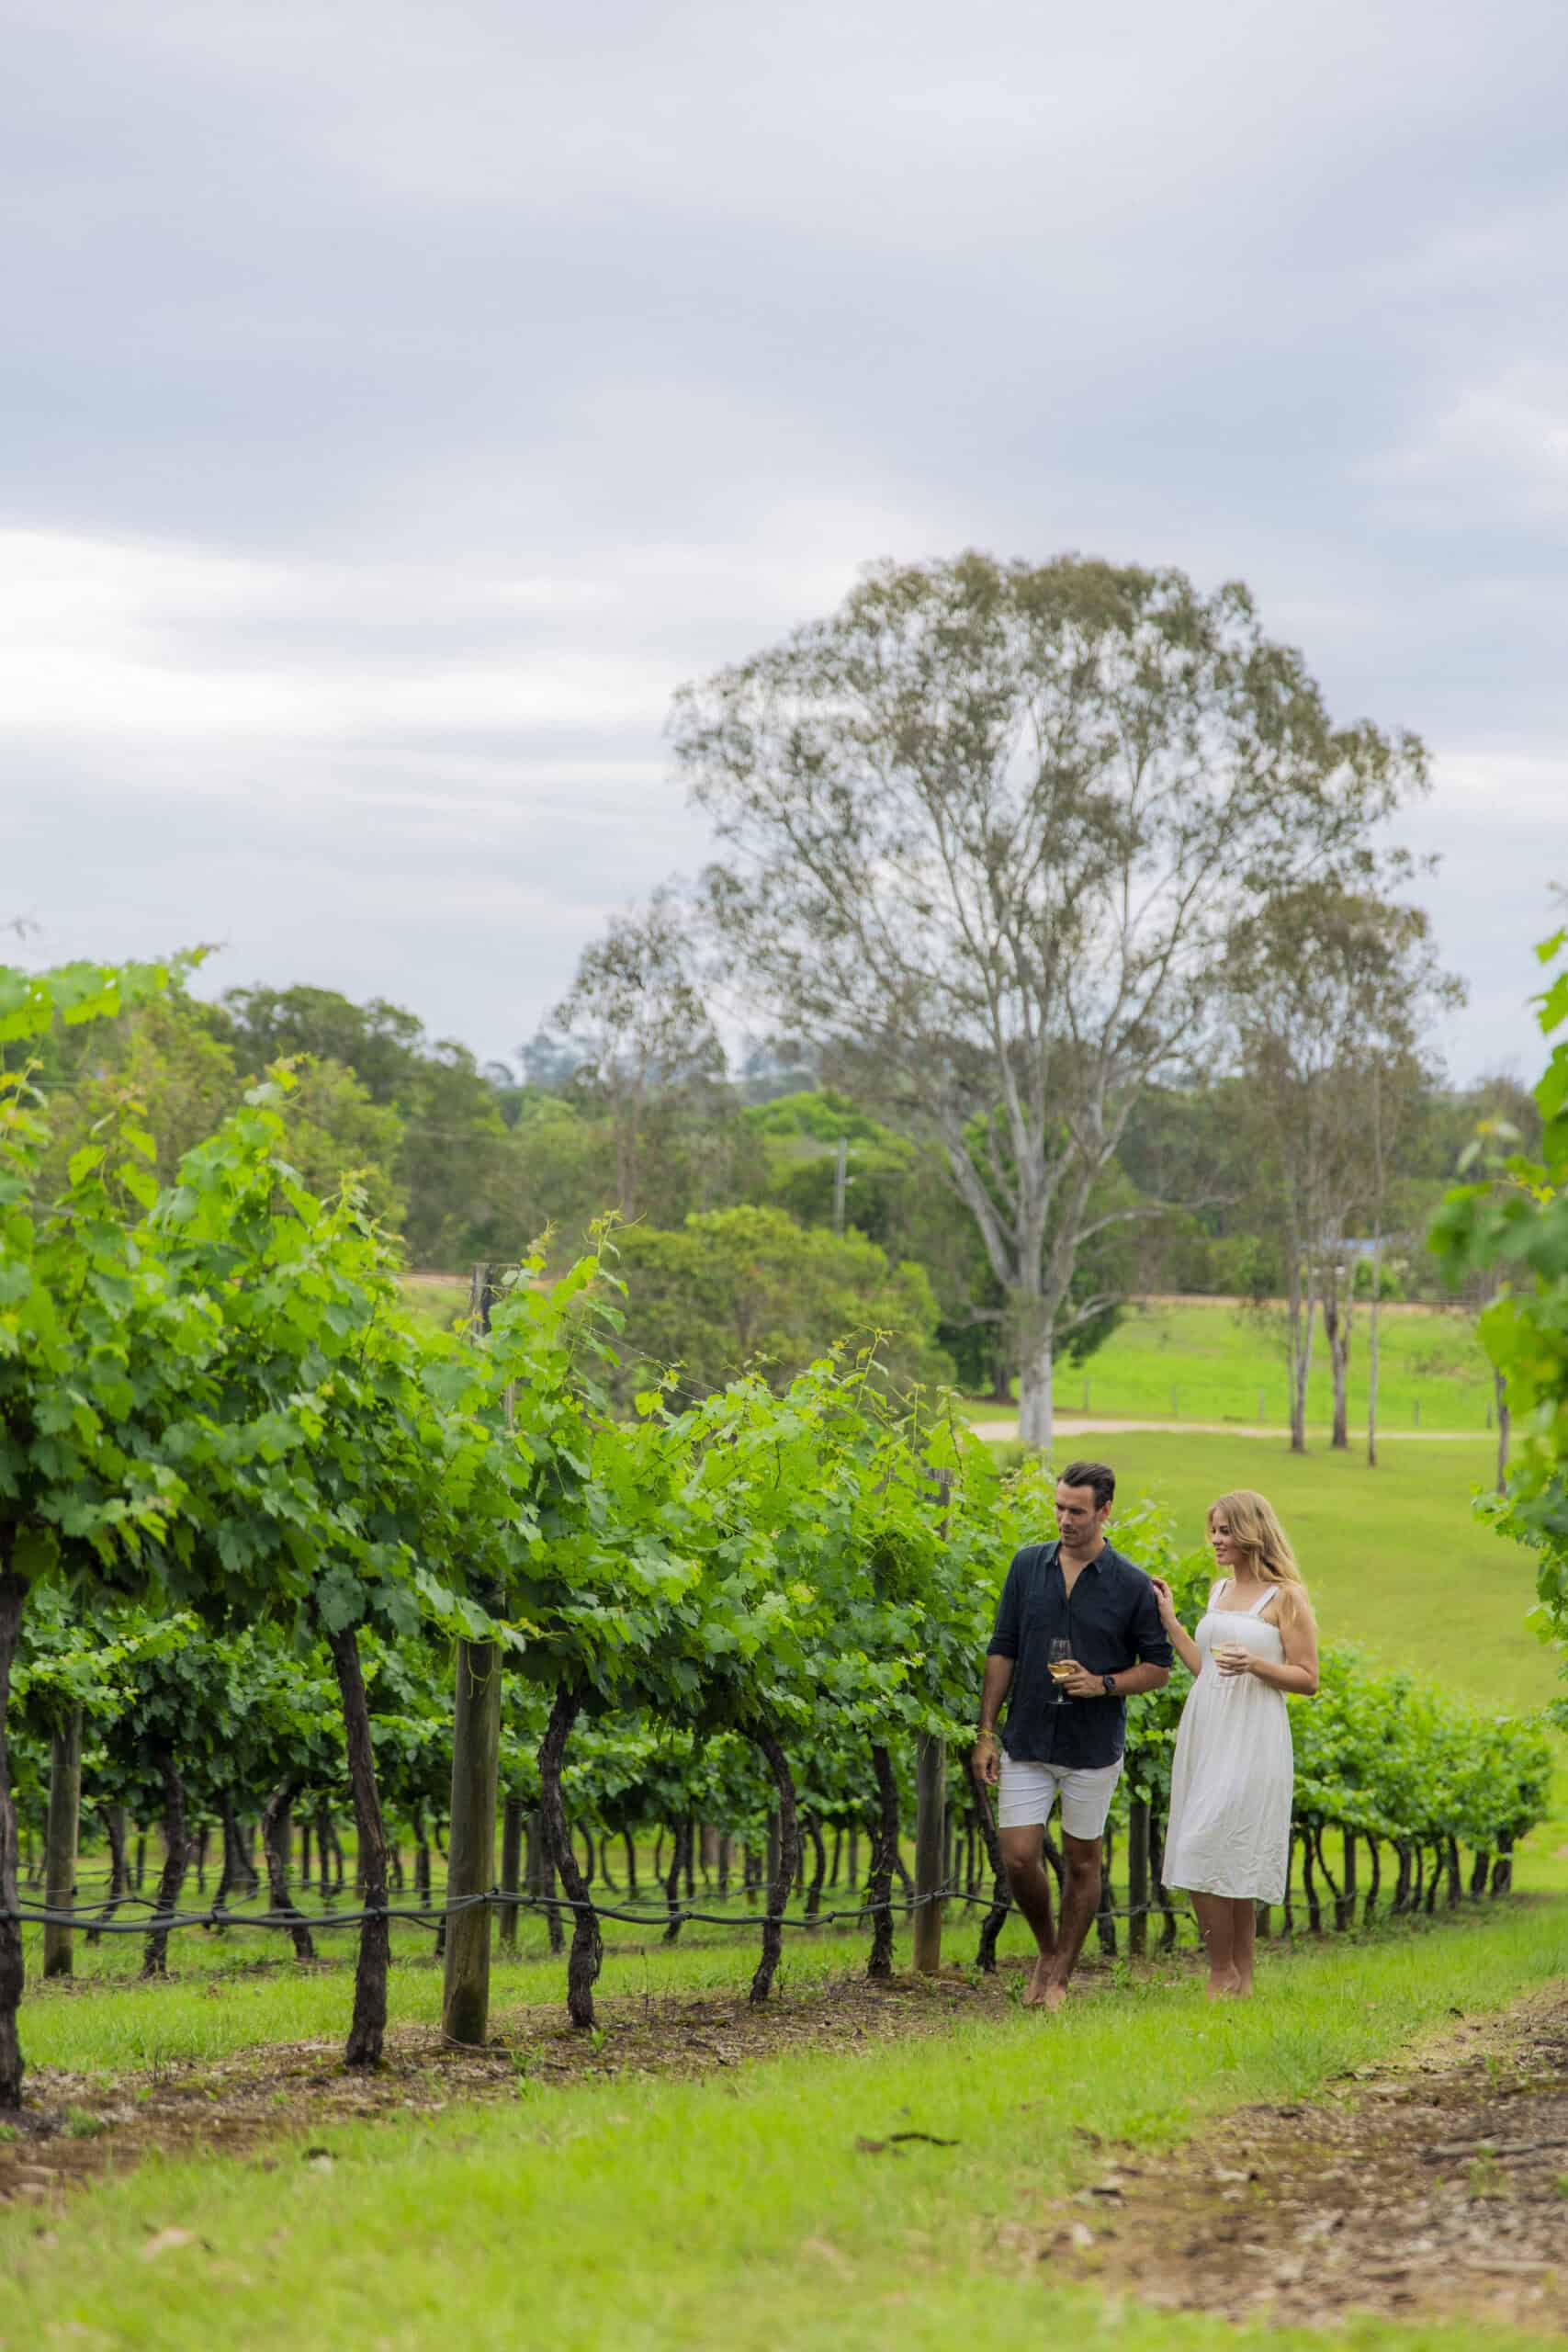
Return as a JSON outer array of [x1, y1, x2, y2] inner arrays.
[[1161, 1580, 1294, 1905]]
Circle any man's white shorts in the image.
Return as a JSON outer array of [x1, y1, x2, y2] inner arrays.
[[998, 1753, 1122, 1840]]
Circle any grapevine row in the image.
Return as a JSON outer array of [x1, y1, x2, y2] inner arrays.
[[0, 958, 1551, 2108]]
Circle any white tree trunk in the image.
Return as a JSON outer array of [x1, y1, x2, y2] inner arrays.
[[1286, 1244, 1315, 1455], [1366, 1238, 1382, 1469], [1017, 1328, 1055, 1451], [1324, 1261, 1352, 1451]]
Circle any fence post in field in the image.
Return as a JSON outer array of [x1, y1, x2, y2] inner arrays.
[[442, 1263, 505, 2046], [42, 1706, 84, 1980], [1127, 1796, 1150, 1959], [913, 1732, 946, 1974]]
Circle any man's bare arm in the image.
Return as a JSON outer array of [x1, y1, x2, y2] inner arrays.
[[973, 1655, 1014, 1785]]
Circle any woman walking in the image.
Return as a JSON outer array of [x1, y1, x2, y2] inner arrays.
[[1150, 1490, 1318, 1999]]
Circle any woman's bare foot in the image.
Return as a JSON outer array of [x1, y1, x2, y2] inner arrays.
[[1205, 1968, 1242, 2002], [1043, 1978, 1069, 2015], [1021, 1951, 1055, 2007]]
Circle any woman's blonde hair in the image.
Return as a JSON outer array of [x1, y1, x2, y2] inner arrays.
[[1207, 1488, 1311, 1619]]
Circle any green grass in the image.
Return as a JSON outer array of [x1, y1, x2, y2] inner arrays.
[[6, 1902, 1565, 2351], [398, 1275, 470, 1331], [969, 1295, 1496, 1431], [17, 1914, 997, 2076]]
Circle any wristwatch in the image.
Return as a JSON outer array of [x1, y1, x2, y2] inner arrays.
[[1100, 1672, 1117, 1695]]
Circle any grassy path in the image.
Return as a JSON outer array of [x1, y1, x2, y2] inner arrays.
[[5, 1904, 1565, 2350]]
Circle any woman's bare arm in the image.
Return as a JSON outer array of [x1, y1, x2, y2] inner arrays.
[[1147, 1577, 1201, 1676]]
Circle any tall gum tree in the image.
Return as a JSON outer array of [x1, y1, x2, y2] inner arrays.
[[1223, 886, 1462, 1453], [674, 553, 1427, 1444]]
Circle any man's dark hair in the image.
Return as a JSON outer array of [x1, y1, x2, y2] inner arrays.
[[1057, 1459, 1115, 1510]]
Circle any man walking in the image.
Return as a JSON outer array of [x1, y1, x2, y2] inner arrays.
[[973, 1461, 1171, 2011]]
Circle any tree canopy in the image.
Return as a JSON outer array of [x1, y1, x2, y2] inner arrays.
[[674, 551, 1427, 1441]]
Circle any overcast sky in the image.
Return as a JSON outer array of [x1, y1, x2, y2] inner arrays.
[[6, 0, 1566, 1083]]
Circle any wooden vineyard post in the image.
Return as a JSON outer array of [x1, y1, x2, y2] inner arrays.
[[1126, 1796, 1150, 1960], [42, 1707, 84, 1980], [912, 1732, 946, 1974], [443, 1637, 501, 2041], [442, 1263, 505, 2047]]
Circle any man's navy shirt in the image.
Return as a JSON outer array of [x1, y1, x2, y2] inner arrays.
[[987, 1539, 1172, 1769]]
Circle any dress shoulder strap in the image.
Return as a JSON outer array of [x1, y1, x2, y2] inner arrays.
[[1208, 1577, 1227, 1610], [1249, 1585, 1279, 1617]]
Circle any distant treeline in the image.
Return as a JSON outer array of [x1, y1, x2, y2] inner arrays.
[[12, 975, 1534, 1405]]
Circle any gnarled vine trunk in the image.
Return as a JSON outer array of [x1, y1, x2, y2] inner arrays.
[[325, 1622, 392, 2067], [1149, 1807, 1179, 1951], [965, 1768, 1010, 1973], [499, 1792, 525, 1953], [42, 1705, 84, 1979], [662, 1819, 689, 1944], [749, 1729, 799, 2006], [866, 1741, 899, 1980], [803, 1815, 827, 1922], [0, 1565, 28, 2109], [86, 1802, 133, 1945], [142, 1751, 193, 1977], [538, 1684, 601, 2028], [260, 1779, 316, 1961], [1310, 1824, 1343, 1931]]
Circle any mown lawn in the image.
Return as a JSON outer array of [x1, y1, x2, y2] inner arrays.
[[969, 1295, 1495, 1432], [4, 1902, 1564, 2351]]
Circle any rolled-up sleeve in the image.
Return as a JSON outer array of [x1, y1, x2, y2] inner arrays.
[[987, 1554, 1024, 1659], [1133, 1574, 1174, 1668]]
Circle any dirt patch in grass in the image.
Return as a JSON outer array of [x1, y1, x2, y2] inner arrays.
[[0, 1959, 1027, 2204], [1045, 1980, 1568, 2334]]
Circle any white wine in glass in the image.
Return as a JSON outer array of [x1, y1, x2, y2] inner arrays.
[[1047, 1638, 1073, 1700]]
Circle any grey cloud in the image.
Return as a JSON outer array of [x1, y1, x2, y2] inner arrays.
[[5, 0, 1568, 1083]]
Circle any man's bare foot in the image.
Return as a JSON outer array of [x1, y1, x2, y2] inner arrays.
[[1043, 1978, 1069, 2015], [1205, 1969, 1243, 2002], [1021, 1952, 1054, 2007]]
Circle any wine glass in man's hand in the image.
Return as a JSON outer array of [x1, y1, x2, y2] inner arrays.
[[1047, 1638, 1075, 1701]]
